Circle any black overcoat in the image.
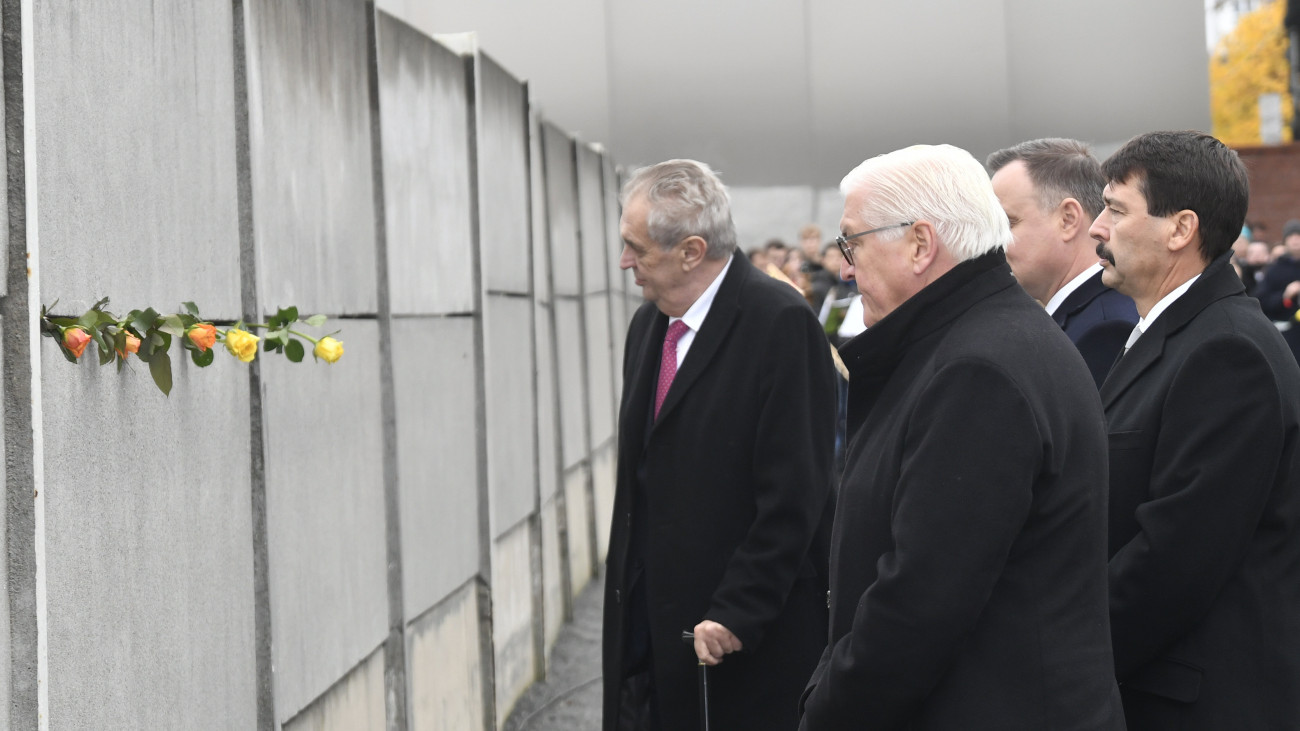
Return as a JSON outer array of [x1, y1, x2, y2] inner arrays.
[[601, 253, 837, 731], [800, 252, 1125, 730], [1053, 269, 1138, 388], [1101, 254, 1300, 729]]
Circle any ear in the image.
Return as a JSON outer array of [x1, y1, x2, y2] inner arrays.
[[910, 221, 940, 274], [1056, 198, 1085, 241], [679, 235, 709, 270], [1166, 210, 1199, 255]]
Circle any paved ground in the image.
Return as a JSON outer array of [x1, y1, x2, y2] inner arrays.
[[503, 575, 605, 731]]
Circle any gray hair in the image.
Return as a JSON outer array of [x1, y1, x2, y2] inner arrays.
[[620, 159, 737, 259], [986, 138, 1105, 219], [840, 145, 1011, 262]]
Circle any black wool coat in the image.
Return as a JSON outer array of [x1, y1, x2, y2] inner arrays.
[[799, 252, 1125, 731], [1052, 269, 1138, 389], [602, 253, 838, 731], [1102, 254, 1300, 729]]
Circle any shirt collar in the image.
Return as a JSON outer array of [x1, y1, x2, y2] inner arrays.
[[1135, 273, 1200, 336], [671, 254, 734, 332], [1044, 263, 1102, 316]]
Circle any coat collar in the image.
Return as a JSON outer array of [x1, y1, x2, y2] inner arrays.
[[624, 253, 755, 432], [1099, 252, 1244, 407], [840, 250, 1017, 381], [1053, 269, 1108, 326]]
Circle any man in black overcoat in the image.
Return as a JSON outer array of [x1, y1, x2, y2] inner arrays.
[[988, 138, 1137, 388], [798, 144, 1124, 730], [1090, 131, 1300, 729], [602, 159, 836, 730]]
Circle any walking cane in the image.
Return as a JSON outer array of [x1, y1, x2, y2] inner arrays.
[[681, 630, 711, 731]]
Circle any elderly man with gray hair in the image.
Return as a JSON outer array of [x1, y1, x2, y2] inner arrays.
[[798, 145, 1124, 730], [604, 159, 836, 730]]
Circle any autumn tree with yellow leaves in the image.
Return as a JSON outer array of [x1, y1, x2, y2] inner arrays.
[[1210, 0, 1294, 145]]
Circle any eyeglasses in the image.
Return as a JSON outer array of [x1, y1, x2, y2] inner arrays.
[[836, 221, 915, 266]]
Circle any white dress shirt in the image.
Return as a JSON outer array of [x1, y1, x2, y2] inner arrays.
[[1125, 274, 1201, 351], [668, 254, 734, 368], [1045, 263, 1103, 316]]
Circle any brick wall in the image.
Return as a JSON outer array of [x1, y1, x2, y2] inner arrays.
[[1236, 142, 1300, 242]]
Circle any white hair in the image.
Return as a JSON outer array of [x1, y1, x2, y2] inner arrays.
[[840, 144, 1011, 262], [621, 159, 737, 260]]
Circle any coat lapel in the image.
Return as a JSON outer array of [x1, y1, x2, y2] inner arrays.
[[1100, 255, 1243, 409], [651, 256, 749, 428], [1056, 271, 1107, 328], [621, 311, 668, 449]]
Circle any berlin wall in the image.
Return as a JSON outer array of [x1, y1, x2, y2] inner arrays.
[[0, 2, 629, 729]]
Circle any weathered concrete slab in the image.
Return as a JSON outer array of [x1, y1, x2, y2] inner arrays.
[[391, 316, 481, 616], [564, 467, 593, 596], [40, 345, 255, 730], [477, 53, 531, 295], [283, 646, 385, 731], [542, 122, 581, 298], [584, 295, 615, 447], [577, 145, 609, 295], [246, 0, 378, 316], [408, 581, 484, 731], [484, 295, 537, 533], [592, 442, 617, 562], [540, 494, 566, 655], [535, 297, 560, 503], [492, 519, 536, 723], [376, 14, 475, 316], [33, 2, 241, 318], [262, 320, 388, 722], [553, 298, 588, 470], [603, 156, 627, 372]]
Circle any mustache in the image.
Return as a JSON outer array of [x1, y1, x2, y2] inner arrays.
[[1095, 241, 1115, 266]]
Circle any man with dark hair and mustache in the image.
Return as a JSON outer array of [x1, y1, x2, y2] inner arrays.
[[1090, 131, 1300, 729]]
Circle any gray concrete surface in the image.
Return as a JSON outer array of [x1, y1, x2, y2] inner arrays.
[[246, 0, 378, 317], [504, 574, 604, 731], [263, 320, 388, 723], [34, 1, 242, 318], [41, 353, 256, 730], [376, 14, 475, 317], [391, 316, 481, 617]]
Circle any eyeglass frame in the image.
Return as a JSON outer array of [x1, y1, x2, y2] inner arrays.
[[835, 221, 915, 266]]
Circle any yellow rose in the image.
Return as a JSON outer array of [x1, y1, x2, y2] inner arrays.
[[313, 336, 344, 363], [224, 328, 260, 363]]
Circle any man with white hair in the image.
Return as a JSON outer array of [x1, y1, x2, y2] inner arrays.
[[798, 145, 1124, 730], [604, 159, 836, 730]]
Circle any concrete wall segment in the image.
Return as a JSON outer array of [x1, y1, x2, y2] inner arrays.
[[477, 53, 531, 295], [246, 0, 378, 317], [390, 316, 480, 619], [40, 351, 256, 730], [33, 1, 242, 318], [262, 319, 387, 722], [282, 645, 386, 731], [406, 581, 483, 731], [375, 13, 475, 317], [491, 520, 535, 724], [553, 298, 587, 470], [484, 295, 537, 534], [541, 122, 580, 298]]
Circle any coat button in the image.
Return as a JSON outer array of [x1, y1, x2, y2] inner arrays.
[[826, 591, 831, 608], [615, 589, 622, 604]]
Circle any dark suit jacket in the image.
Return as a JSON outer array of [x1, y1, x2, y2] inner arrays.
[[1052, 269, 1138, 388], [799, 252, 1124, 731], [602, 254, 837, 731], [1101, 254, 1300, 729]]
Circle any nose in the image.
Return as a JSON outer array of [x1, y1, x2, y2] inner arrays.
[[619, 245, 635, 270], [839, 255, 854, 282], [1088, 212, 1109, 242]]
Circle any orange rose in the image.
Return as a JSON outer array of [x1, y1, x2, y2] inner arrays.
[[116, 332, 141, 359], [63, 327, 92, 359], [187, 323, 217, 352]]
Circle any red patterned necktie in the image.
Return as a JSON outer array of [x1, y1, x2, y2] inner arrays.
[[655, 321, 690, 419]]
